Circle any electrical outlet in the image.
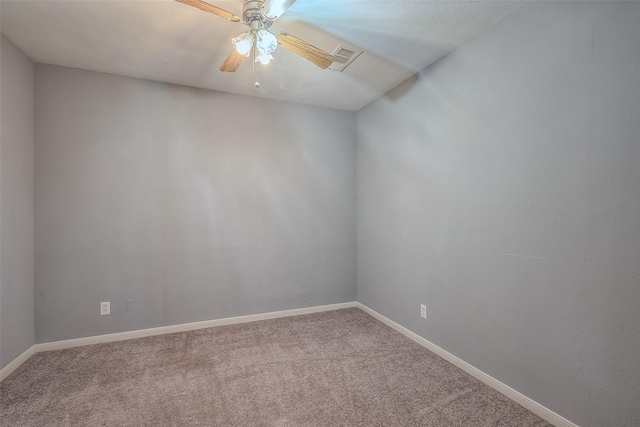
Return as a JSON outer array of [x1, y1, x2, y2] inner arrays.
[[100, 301, 110, 316], [420, 304, 427, 319], [126, 299, 134, 312]]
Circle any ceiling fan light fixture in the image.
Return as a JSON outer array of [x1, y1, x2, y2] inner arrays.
[[232, 32, 253, 57], [176, 0, 334, 74]]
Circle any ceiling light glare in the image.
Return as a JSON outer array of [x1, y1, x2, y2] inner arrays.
[[232, 32, 253, 57], [257, 54, 274, 65], [256, 29, 277, 56]]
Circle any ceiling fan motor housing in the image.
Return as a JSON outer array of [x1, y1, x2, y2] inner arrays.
[[242, 1, 272, 28]]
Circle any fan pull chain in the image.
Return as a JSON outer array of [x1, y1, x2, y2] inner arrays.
[[253, 44, 260, 89]]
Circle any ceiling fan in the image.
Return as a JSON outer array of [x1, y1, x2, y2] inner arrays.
[[176, 0, 335, 73]]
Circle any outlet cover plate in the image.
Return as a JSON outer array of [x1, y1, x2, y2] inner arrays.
[[100, 301, 110, 316], [420, 304, 427, 319]]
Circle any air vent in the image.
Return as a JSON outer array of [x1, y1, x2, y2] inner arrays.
[[328, 45, 363, 72]]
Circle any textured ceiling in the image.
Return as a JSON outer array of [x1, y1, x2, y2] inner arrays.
[[1, 0, 524, 110]]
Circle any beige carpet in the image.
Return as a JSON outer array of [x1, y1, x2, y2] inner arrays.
[[1, 308, 551, 426]]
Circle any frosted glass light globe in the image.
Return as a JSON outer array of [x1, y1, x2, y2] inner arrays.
[[256, 29, 277, 56], [257, 54, 274, 65], [232, 32, 253, 57]]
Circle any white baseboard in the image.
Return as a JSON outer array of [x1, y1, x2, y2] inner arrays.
[[4, 299, 576, 427], [34, 301, 357, 352], [356, 303, 578, 427], [0, 345, 35, 382]]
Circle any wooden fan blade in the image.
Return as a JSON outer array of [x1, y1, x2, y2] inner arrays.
[[219, 49, 245, 72], [262, 0, 297, 20], [276, 33, 334, 69], [176, 0, 240, 22]]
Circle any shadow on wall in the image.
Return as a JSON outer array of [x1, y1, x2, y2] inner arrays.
[[384, 74, 420, 102]]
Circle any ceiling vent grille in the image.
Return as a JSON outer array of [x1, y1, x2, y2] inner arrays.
[[328, 45, 363, 72]]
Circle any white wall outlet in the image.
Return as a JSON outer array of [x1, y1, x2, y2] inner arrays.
[[100, 301, 110, 316], [420, 304, 427, 319]]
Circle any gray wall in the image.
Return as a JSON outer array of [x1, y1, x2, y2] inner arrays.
[[356, 2, 640, 426], [0, 35, 35, 369], [35, 65, 356, 343]]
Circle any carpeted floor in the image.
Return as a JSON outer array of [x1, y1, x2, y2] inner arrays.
[[1, 308, 551, 426]]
